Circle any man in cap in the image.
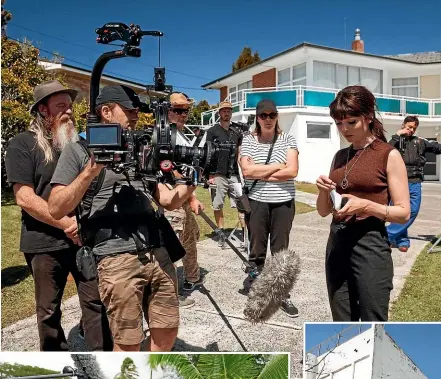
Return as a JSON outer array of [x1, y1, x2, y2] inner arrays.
[[48, 85, 196, 352], [164, 93, 205, 307], [5, 80, 112, 351], [206, 101, 246, 246]]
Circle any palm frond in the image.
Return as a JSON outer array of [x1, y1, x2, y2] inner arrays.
[[197, 354, 260, 379], [256, 355, 289, 379], [148, 354, 203, 379]]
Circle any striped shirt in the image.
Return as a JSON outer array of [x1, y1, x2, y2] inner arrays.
[[240, 132, 298, 203]]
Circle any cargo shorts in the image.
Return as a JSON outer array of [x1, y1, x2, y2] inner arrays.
[[97, 247, 179, 346], [211, 175, 240, 211]]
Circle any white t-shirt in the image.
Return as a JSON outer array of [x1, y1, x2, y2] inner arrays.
[[240, 132, 298, 203]]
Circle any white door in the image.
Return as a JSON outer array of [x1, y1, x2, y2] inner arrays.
[[424, 138, 439, 181]]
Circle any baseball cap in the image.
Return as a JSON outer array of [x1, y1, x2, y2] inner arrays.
[[96, 85, 147, 110], [219, 100, 233, 110], [256, 99, 278, 115]]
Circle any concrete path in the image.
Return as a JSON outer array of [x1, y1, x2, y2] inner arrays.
[[2, 184, 440, 378]]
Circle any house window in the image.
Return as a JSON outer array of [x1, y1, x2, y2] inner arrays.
[[313, 61, 383, 94], [229, 80, 252, 103], [237, 80, 252, 102], [277, 63, 306, 87], [307, 123, 331, 139], [392, 77, 419, 98]]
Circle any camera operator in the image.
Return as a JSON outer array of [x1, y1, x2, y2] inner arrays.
[[206, 101, 246, 246], [4, 80, 112, 351], [165, 92, 205, 306], [48, 85, 196, 352], [387, 116, 441, 252]]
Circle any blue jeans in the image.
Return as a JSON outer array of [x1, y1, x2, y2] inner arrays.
[[387, 182, 422, 248]]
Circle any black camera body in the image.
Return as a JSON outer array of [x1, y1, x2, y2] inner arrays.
[[86, 121, 237, 183]]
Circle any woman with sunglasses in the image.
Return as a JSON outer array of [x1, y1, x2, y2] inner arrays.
[[239, 99, 299, 317], [316, 86, 410, 321]]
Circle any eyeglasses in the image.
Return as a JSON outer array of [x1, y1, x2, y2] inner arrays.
[[258, 112, 278, 120], [171, 108, 189, 115]]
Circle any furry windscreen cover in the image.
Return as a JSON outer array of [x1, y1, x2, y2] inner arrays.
[[71, 355, 104, 379], [244, 248, 300, 323]]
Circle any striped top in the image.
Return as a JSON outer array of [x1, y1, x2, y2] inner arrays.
[[240, 132, 298, 203]]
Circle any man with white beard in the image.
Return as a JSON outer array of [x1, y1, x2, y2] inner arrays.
[[5, 80, 112, 351]]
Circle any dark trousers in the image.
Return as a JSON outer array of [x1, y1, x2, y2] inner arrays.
[[25, 248, 113, 351], [325, 218, 393, 321], [246, 199, 295, 269]]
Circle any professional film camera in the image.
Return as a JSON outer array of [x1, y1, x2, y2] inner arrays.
[[86, 22, 237, 187]]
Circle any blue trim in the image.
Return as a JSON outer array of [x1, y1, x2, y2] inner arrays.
[[406, 101, 429, 115], [376, 98, 401, 114], [245, 90, 297, 109], [304, 90, 335, 107]]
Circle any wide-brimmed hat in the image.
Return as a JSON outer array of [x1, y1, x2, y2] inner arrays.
[[219, 100, 233, 110], [30, 80, 78, 115], [170, 92, 193, 109]]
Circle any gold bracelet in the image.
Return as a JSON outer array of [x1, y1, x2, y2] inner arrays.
[[382, 205, 389, 221]]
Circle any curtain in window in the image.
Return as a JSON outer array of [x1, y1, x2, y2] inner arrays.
[[278, 68, 290, 85], [336, 65, 347, 89], [313, 62, 336, 89], [361, 68, 382, 94]]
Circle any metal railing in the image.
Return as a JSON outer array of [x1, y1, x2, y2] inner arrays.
[[201, 85, 441, 126]]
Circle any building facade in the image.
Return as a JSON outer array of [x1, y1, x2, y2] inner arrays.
[[305, 325, 427, 379], [201, 30, 441, 183]]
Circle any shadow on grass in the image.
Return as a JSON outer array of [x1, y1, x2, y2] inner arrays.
[[1, 265, 31, 288], [1, 189, 16, 206]]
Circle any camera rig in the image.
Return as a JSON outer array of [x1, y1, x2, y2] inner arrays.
[[86, 22, 238, 188]]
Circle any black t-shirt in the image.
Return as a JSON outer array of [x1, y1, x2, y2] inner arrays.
[[5, 131, 74, 253], [205, 123, 241, 174]]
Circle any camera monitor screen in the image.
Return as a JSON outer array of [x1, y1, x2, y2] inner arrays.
[[87, 124, 121, 147]]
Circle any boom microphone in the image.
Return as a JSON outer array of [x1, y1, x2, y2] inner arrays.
[[244, 248, 300, 323], [71, 355, 104, 379]]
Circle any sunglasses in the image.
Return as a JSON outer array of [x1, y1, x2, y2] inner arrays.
[[171, 108, 189, 115], [258, 112, 278, 120]]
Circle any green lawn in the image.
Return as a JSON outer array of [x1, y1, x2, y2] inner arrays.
[[295, 181, 319, 195], [1, 187, 314, 327], [390, 237, 441, 321]]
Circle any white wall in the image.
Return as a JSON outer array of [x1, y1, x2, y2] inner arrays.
[[372, 326, 427, 379], [290, 114, 341, 183], [314, 327, 375, 379]]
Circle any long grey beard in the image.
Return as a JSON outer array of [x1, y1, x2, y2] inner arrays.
[[71, 354, 104, 379], [244, 248, 301, 323], [53, 121, 79, 151]]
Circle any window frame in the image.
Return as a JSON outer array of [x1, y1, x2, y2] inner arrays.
[[277, 62, 307, 88], [391, 77, 419, 98], [306, 122, 332, 140]]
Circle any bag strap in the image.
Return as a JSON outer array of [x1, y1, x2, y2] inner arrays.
[[75, 140, 106, 245], [248, 131, 278, 192]]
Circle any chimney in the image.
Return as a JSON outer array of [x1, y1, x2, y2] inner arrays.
[[351, 28, 364, 53]]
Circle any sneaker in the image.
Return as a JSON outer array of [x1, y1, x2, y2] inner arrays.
[[179, 296, 195, 308], [183, 276, 205, 291], [217, 230, 226, 247], [398, 246, 409, 252], [280, 299, 299, 318]]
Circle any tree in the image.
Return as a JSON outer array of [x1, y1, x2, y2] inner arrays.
[[0, 363, 58, 378], [148, 354, 289, 379], [114, 358, 139, 379], [232, 47, 261, 73], [187, 100, 218, 126], [1, 38, 56, 142]]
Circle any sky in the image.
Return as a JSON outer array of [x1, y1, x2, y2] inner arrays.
[[305, 323, 441, 378], [4, 0, 441, 104], [0, 353, 165, 379]]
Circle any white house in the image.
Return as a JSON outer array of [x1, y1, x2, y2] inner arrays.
[[305, 324, 427, 379], [201, 30, 441, 183]]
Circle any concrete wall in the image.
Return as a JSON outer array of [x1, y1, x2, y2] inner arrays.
[[314, 327, 375, 379], [372, 326, 427, 379]]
